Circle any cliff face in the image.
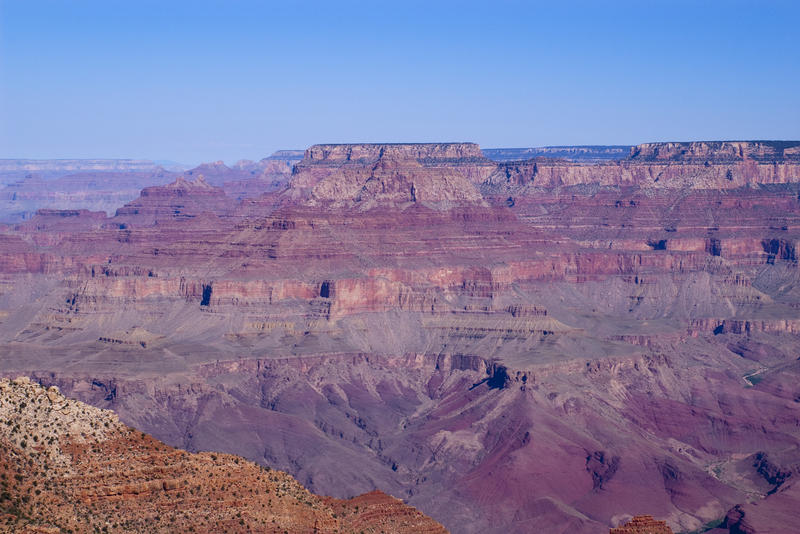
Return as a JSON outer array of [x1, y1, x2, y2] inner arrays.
[[1, 140, 800, 534], [304, 142, 487, 163], [629, 141, 800, 162], [485, 141, 800, 191], [0, 377, 447, 534], [288, 143, 489, 206], [609, 515, 673, 533]]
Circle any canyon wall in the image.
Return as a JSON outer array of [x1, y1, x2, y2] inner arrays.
[[484, 141, 800, 192], [1, 141, 799, 533]]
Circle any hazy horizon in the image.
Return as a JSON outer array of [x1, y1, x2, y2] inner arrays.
[[4, 139, 800, 169], [1, 0, 798, 164]]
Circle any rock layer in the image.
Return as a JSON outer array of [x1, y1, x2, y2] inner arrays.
[[0, 140, 799, 534], [290, 143, 493, 205], [485, 140, 800, 191], [610, 515, 674, 534]]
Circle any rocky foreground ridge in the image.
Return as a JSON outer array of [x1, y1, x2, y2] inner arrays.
[[0, 377, 447, 533], [1, 140, 800, 533]]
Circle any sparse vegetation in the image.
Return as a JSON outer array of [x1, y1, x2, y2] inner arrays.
[[0, 378, 444, 533]]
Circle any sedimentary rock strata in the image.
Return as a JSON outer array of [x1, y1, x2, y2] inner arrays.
[[484, 141, 800, 191], [114, 175, 237, 226], [610, 515, 673, 533], [0, 140, 799, 533], [288, 143, 492, 206]]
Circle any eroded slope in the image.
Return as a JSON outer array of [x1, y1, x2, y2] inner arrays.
[[0, 377, 447, 533]]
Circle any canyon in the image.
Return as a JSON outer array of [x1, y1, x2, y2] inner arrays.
[[0, 151, 296, 222], [0, 140, 799, 533]]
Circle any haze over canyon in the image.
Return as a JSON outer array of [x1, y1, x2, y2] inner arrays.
[[1, 140, 800, 533]]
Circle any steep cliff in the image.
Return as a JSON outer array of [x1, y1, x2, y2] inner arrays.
[[485, 140, 800, 192], [288, 143, 494, 205], [629, 141, 800, 162]]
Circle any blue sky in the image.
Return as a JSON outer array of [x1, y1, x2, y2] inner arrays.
[[1, 0, 798, 164]]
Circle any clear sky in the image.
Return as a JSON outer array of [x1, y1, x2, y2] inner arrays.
[[1, 0, 798, 164]]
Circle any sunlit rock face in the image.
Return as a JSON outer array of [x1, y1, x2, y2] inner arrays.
[[484, 140, 800, 191], [287, 143, 493, 206], [610, 515, 674, 534], [1, 141, 799, 534]]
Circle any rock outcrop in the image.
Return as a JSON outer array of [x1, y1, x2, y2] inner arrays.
[[629, 141, 800, 162], [288, 143, 493, 206], [114, 175, 236, 225], [609, 515, 673, 534], [0, 377, 447, 533], [484, 140, 800, 191]]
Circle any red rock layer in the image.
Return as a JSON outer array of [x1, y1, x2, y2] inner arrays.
[[610, 515, 674, 533], [114, 175, 237, 226]]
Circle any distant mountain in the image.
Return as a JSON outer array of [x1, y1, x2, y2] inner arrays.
[[0, 152, 300, 222], [0, 169, 178, 222], [265, 149, 305, 162], [0, 159, 180, 182]]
